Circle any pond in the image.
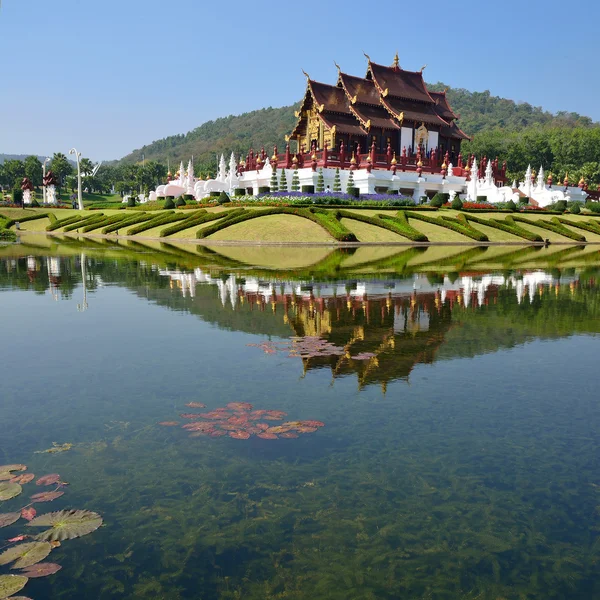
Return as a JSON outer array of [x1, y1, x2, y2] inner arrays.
[[1, 237, 600, 599]]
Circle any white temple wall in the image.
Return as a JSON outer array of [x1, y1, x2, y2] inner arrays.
[[400, 127, 413, 151], [428, 131, 439, 152]]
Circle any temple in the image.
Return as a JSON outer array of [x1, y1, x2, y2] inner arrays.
[[288, 53, 470, 170], [146, 54, 591, 205]]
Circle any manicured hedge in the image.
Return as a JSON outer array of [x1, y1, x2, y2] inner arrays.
[[557, 217, 600, 235], [102, 213, 154, 234], [46, 215, 86, 231], [82, 214, 129, 233], [339, 210, 428, 242], [159, 210, 252, 238], [127, 212, 188, 236], [405, 211, 489, 242], [196, 207, 358, 242], [4, 212, 51, 228], [512, 215, 586, 242], [465, 214, 543, 242], [62, 214, 106, 232]]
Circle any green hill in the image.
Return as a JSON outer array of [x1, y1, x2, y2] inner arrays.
[[118, 84, 598, 179]]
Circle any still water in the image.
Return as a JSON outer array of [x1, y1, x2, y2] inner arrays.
[[1, 238, 600, 599]]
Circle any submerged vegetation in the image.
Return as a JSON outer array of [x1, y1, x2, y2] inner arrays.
[[2, 244, 600, 598]]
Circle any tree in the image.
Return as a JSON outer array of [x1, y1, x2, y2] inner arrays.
[[291, 168, 300, 192], [24, 156, 43, 187], [79, 157, 95, 176], [333, 168, 341, 192], [279, 168, 288, 192], [3, 159, 25, 188], [316, 168, 324, 192], [270, 167, 279, 192], [50, 153, 73, 192], [346, 170, 355, 193]]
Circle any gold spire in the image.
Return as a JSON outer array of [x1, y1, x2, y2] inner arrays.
[[391, 152, 397, 165], [392, 52, 399, 69]]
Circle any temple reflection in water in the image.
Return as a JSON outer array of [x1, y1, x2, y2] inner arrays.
[[2, 253, 597, 391]]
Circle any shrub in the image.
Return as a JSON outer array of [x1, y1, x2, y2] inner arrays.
[[431, 193, 450, 207], [0, 229, 17, 241], [451, 196, 463, 210], [341, 210, 428, 242], [209, 191, 221, 198], [63, 214, 106, 232], [127, 212, 188, 235], [406, 211, 489, 242], [183, 194, 195, 201], [570, 203, 581, 214], [12, 189, 23, 205], [519, 196, 529, 204], [553, 200, 567, 213], [506, 200, 517, 212], [196, 207, 357, 242], [127, 196, 137, 207], [585, 200, 600, 214], [466, 214, 543, 242], [102, 213, 154, 234], [347, 187, 360, 199], [234, 188, 245, 197], [512, 215, 586, 241], [176, 197, 186, 207], [333, 168, 341, 193], [218, 191, 231, 204], [316, 169, 324, 193], [301, 185, 315, 194], [164, 198, 175, 209], [557, 217, 600, 235], [258, 186, 270, 194]]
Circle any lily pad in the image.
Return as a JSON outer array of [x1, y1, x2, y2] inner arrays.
[[0, 513, 20, 528], [29, 491, 63, 503], [0, 541, 52, 569], [27, 510, 103, 541], [0, 483, 22, 502], [35, 475, 60, 487], [19, 562, 62, 578], [0, 466, 26, 474], [0, 574, 28, 599]]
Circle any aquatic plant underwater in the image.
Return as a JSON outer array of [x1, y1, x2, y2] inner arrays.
[[0, 464, 102, 599]]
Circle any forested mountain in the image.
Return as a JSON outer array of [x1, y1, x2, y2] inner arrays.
[[118, 84, 600, 183]]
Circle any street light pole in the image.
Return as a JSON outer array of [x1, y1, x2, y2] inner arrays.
[[42, 157, 51, 204], [69, 148, 84, 210]]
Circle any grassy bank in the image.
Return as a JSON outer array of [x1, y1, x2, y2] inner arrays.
[[3, 206, 600, 245]]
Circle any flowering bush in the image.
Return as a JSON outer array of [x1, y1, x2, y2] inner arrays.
[[461, 202, 498, 210], [520, 205, 547, 211]]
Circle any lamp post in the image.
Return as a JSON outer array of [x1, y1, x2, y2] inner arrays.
[[69, 148, 84, 210], [42, 157, 51, 204]]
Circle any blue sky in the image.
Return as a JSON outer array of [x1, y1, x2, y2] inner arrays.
[[0, 0, 597, 161]]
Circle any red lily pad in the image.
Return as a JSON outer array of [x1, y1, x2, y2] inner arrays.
[[299, 420, 325, 428], [36, 475, 61, 487], [229, 431, 250, 440], [30, 491, 64, 503], [10, 474, 34, 485], [21, 508, 36, 522], [19, 562, 62, 578], [257, 433, 278, 440], [210, 430, 227, 437], [179, 414, 205, 419], [280, 433, 299, 439], [226, 402, 253, 411]]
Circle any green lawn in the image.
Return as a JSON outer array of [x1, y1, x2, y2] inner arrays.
[[3, 206, 600, 245]]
